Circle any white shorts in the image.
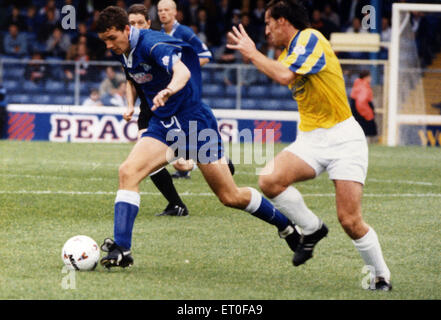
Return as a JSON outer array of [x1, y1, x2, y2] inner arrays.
[[284, 117, 368, 184]]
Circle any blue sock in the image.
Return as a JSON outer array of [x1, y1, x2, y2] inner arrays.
[[114, 190, 140, 249], [245, 187, 290, 231]]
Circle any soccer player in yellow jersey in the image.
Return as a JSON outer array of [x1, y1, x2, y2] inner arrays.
[[227, 0, 391, 291]]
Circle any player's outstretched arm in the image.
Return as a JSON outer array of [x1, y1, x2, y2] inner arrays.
[[227, 24, 296, 86], [152, 59, 191, 110]]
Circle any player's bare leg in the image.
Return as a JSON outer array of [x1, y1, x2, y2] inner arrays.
[[259, 151, 327, 266], [119, 137, 171, 191], [101, 137, 171, 269], [198, 158, 250, 209], [197, 157, 294, 236], [334, 180, 392, 290]]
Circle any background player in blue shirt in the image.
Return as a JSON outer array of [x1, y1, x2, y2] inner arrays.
[[123, 3, 189, 217], [158, 0, 213, 179], [96, 6, 300, 269]]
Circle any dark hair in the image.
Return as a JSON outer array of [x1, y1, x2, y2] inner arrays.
[[96, 6, 129, 33], [359, 70, 371, 79], [266, 0, 310, 31], [127, 4, 150, 21]]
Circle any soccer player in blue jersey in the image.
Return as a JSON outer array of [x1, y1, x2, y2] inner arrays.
[[158, 0, 212, 66], [157, 0, 235, 180], [227, 0, 391, 290], [96, 6, 300, 269], [124, 3, 189, 217]]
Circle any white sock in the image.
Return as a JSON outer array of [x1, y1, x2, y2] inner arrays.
[[353, 227, 391, 282], [271, 186, 321, 235], [244, 187, 262, 214]]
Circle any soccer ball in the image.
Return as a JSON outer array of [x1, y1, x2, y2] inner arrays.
[[61, 235, 100, 271]]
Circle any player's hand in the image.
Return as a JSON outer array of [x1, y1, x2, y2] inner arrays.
[[226, 24, 257, 60], [123, 105, 134, 121], [152, 88, 173, 111]]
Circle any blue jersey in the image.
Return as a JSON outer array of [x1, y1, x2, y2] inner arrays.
[[161, 21, 212, 61], [115, 27, 202, 119]]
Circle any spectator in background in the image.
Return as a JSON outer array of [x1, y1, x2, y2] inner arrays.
[[379, 17, 391, 59], [350, 70, 378, 143], [24, 5, 39, 34], [64, 42, 91, 82], [25, 51, 47, 84], [196, 7, 221, 47], [108, 82, 127, 107], [82, 88, 103, 106], [0, 85, 7, 139], [5, 6, 27, 32], [143, 0, 160, 29], [310, 8, 338, 40], [217, 0, 233, 36], [251, 0, 265, 27], [38, 0, 61, 22], [344, 17, 369, 59], [116, 0, 127, 10], [381, 17, 391, 42], [240, 12, 259, 46], [176, 8, 185, 24], [46, 26, 71, 59], [36, 2, 60, 42], [345, 17, 367, 34], [71, 21, 105, 60], [251, 0, 266, 44], [321, 3, 340, 29], [182, 0, 201, 26], [99, 66, 126, 98], [3, 23, 28, 57], [87, 10, 101, 34], [231, 9, 242, 28]]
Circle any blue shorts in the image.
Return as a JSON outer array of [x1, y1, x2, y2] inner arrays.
[[141, 104, 224, 163]]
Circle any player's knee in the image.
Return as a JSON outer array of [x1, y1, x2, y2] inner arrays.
[[338, 214, 362, 235], [258, 175, 285, 198], [118, 162, 135, 183], [217, 191, 243, 209]]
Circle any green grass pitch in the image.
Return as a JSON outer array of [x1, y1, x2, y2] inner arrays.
[[0, 140, 440, 300]]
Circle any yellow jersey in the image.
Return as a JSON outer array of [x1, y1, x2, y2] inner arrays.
[[278, 28, 352, 131]]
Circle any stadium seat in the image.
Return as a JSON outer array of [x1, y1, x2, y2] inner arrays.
[[241, 98, 260, 110], [256, 72, 271, 84], [270, 85, 292, 99], [2, 80, 19, 92], [23, 80, 44, 93], [201, 69, 211, 82], [44, 80, 66, 93], [210, 97, 236, 109], [245, 85, 267, 98], [8, 94, 31, 104], [277, 99, 298, 111], [225, 85, 246, 97], [212, 69, 228, 83], [202, 84, 225, 97], [2, 66, 25, 80], [28, 94, 51, 104], [52, 95, 75, 105]]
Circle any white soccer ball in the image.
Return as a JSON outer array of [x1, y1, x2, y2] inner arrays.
[[61, 235, 100, 271]]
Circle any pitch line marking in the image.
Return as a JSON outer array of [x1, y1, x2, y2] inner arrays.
[[1, 173, 438, 187], [0, 190, 440, 198]]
